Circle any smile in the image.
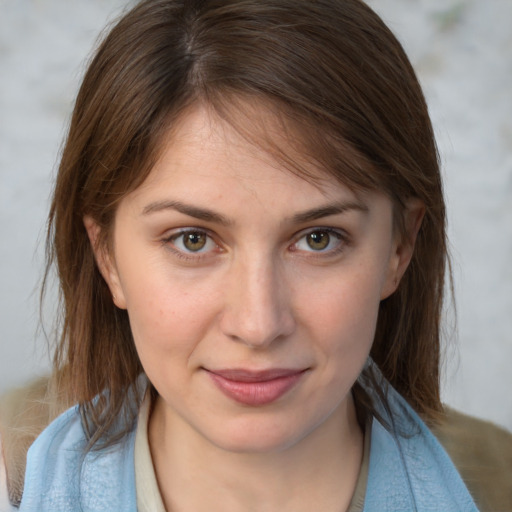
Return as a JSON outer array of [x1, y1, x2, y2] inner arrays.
[[205, 368, 308, 406]]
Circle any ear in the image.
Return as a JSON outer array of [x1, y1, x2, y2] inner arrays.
[[381, 198, 425, 300], [83, 215, 127, 309]]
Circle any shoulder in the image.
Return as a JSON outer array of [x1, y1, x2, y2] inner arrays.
[[1, 407, 82, 511], [433, 407, 512, 512], [1, 375, 143, 511], [18, 403, 85, 509], [17, 397, 138, 511], [364, 379, 479, 511], [0, 376, 64, 508], [20, 407, 138, 511], [367, 415, 478, 511], [0, 435, 17, 512]]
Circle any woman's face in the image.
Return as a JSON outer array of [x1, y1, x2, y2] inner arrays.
[[91, 104, 413, 454]]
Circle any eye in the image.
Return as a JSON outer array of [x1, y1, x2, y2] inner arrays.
[[167, 229, 218, 254], [293, 228, 344, 253]]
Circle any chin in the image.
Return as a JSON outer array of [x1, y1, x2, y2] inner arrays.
[[203, 415, 314, 455]]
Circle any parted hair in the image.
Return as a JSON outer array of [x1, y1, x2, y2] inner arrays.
[[46, 0, 447, 446]]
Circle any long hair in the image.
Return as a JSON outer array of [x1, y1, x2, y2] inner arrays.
[[45, 0, 447, 446]]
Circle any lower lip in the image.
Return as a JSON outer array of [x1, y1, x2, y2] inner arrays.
[[206, 371, 305, 406]]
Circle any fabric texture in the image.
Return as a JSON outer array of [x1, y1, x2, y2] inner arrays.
[[12, 365, 479, 512], [364, 380, 479, 512], [0, 438, 15, 512], [432, 407, 512, 512], [134, 394, 166, 512], [346, 416, 371, 512], [0, 376, 71, 508], [17, 405, 137, 512]]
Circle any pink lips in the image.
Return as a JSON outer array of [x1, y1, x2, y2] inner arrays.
[[206, 368, 306, 406]]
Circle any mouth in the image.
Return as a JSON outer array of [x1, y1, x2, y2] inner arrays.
[[204, 368, 308, 406]]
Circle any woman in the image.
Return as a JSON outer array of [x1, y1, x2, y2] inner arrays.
[[0, 0, 507, 510]]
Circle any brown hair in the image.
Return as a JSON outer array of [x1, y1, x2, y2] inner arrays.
[[45, 0, 447, 445]]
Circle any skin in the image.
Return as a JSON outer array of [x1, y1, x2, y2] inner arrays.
[[85, 104, 423, 512]]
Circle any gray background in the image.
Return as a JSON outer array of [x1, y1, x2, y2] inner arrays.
[[1, 0, 511, 431]]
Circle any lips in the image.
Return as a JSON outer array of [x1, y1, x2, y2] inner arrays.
[[205, 368, 307, 406]]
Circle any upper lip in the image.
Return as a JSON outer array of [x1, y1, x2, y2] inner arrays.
[[205, 368, 307, 382]]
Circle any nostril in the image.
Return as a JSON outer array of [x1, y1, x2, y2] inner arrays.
[[219, 299, 295, 348]]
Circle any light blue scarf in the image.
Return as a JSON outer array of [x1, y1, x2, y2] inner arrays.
[[18, 372, 478, 512], [18, 406, 137, 511], [365, 381, 478, 511]]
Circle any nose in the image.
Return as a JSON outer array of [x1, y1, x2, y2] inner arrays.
[[219, 255, 296, 348]]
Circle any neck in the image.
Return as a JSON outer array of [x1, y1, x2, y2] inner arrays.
[[149, 395, 364, 512]]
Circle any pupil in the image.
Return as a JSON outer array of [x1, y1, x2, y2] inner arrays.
[[307, 231, 329, 250], [184, 232, 206, 251]]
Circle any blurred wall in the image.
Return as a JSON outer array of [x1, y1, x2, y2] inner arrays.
[[1, 0, 511, 431]]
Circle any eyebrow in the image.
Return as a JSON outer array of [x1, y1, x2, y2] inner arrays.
[[142, 200, 233, 226], [141, 198, 368, 225], [290, 200, 369, 224]]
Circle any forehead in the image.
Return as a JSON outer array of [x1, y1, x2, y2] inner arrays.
[[134, 103, 362, 207]]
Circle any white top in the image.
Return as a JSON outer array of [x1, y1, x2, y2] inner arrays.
[[134, 394, 167, 512]]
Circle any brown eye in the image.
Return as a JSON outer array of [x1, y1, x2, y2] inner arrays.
[[166, 229, 219, 259], [183, 232, 207, 251], [306, 231, 331, 251], [293, 228, 345, 255]]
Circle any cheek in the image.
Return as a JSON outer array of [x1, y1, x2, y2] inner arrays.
[[289, 271, 382, 426], [308, 266, 382, 335], [125, 289, 212, 396], [303, 265, 383, 369], [120, 260, 222, 362]]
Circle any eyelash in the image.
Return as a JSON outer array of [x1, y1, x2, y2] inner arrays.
[[161, 228, 221, 261], [161, 227, 349, 261], [290, 227, 349, 258]]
